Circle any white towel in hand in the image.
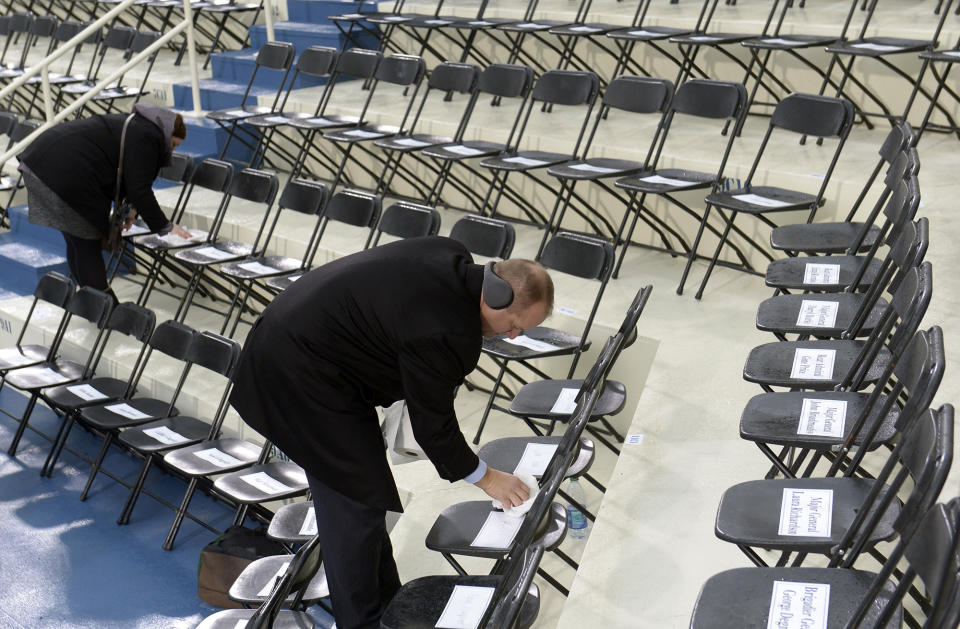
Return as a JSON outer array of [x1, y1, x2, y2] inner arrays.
[[491, 474, 539, 517]]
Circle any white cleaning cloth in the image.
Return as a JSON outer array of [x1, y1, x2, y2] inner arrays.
[[491, 474, 539, 517]]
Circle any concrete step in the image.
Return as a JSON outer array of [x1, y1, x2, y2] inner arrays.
[[286, 0, 378, 23]]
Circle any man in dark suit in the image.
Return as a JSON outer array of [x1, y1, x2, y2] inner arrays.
[[230, 235, 553, 629]]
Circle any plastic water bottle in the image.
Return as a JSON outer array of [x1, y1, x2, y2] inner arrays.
[[565, 476, 589, 540]]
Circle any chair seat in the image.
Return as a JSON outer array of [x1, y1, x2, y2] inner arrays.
[[374, 133, 452, 152], [403, 15, 459, 28], [549, 22, 622, 36], [497, 20, 571, 32], [508, 379, 626, 420], [133, 229, 209, 251], [265, 272, 304, 293], [5, 360, 84, 391], [173, 240, 252, 265], [743, 340, 890, 390], [740, 390, 898, 450], [920, 48, 960, 62], [707, 185, 820, 214], [546, 157, 644, 180], [477, 436, 595, 479], [92, 86, 143, 100], [206, 105, 271, 121], [323, 123, 401, 143], [425, 501, 566, 557], [213, 461, 309, 504], [360, 13, 425, 25], [42, 376, 129, 411], [381, 576, 539, 629], [201, 1, 259, 12], [0, 344, 48, 371], [755, 293, 887, 337], [689, 566, 899, 629], [196, 609, 314, 629], [827, 36, 932, 57], [118, 415, 212, 453], [615, 168, 716, 194], [669, 32, 754, 46], [421, 140, 505, 161], [245, 111, 314, 128], [161, 437, 261, 475], [715, 477, 899, 552], [219, 255, 302, 279], [448, 17, 520, 30], [765, 254, 882, 291], [480, 150, 571, 172], [228, 554, 328, 604], [769, 222, 881, 254], [59, 81, 96, 94], [286, 114, 361, 130], [482, 326, 583, 360], [79, 397, 175, 430], [742, 33, 838, 50], [607, 25, 690, 41], [267, 501, 316, 543]]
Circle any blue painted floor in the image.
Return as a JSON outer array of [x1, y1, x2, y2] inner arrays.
[[0, 388, 335, 628]]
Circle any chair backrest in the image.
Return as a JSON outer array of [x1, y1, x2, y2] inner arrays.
[[374, 53, 426, 86], [228, 168, 279, 205], [877, 121, 914, 164], [254, 40, 296, 71], [671, 79, 748, 120], [334, 47, 382, 79], [373, 202, 441, 244], [539, 231, 614, 281], [324, 189, 382, 229], [277, 178, 328, 216], [245, 535, 323, 628], [148, 320, 196, 360], [101, 26, 135, 52], [65, 286, 114, 326], [189, 158, 234, 193], [531, 70, 599, 107], [603, 75, 673, 115], [53, 19, 82, 44], [770, 93, 856, 138], [0, 111, 17, 138], [428, 61, 481, 94], [187, 330, 241, 377], [296, 45, 338, 78], [105, 302, 156, 342], [159, 152, 194, 184], [448, 216, 515, 259], [477, 63, 535, 99], [129, 30, 160, 55], [34, 271, 75, 307]]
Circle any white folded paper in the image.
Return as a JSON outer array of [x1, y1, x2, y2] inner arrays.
[[491, 473, 539, 517]]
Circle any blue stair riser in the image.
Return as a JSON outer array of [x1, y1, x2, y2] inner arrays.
[[6, 205, 66, 249], [176, 115, 259, 165], [286, 0, 379, 22], [209, 50, 333, 91], [0, 234, 69, 295], [248, 23, 379, 55]]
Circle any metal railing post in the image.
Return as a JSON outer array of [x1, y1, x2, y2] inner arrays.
[[264, 0, 276, 42], [182, 0, 204, 117]]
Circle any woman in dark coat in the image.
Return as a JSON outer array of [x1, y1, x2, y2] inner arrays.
[[18, 103, 192, 293]]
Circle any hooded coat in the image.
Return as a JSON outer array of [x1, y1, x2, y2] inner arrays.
[[19, 104, 180, 235]]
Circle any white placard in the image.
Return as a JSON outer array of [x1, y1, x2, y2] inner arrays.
[[240, 471, 294, 495], [779, 488, 834, 537], [944, 50, 960, 57], [393, 137, 432, 148], [550, 387, 579, 414], [190, 246, 236, 261], [435, 585, 496, 629], [0, 347, 30, 365], [732, 193, 792, 208], [556, 306, 576, 315], [627, 29, 659, 37], [852, 42, 903, 52], [502, 156, 548, 167], [263, 115, 288, 124], [105, 403, 151, 420], [238, 261, 278, 275], [803, 263, 841, 285], [143, 425, 190, 445], [689, 35, 719, 42], [305, 116, 332, 125], [223, 108, 248, 117], [158, 229, 207, 246], [790, 348, 836, 380], [425, 19, 452, 25], [767, 581, 830, 629], [122, 223, 150, 236], [625, 434, 644, 445], [18, 366, 64, 385], [469, 21, 494, 26], [471, 511, 524, 548], [568, 26, 601, 33], [638, 174, 696, 187], [299, 507, 318, 535], [444, 144, 486, 156], [762, 37, 801, 46], [193, 447, 244, 468], [233, 620, 248, 629], [514, 22, 542, 29], [343, 129, 384, 139], [66, 384, 109, 401], [338, 13, 364, 19], [383, 16, 409, 22], [286, 274, 303, 283], [796, 300, 839, 328], [513, 442, 557, 476], [257, 561, 291, 596], [503, 335, 556, 353], [797, 399, 847, 438], [568, 162, 619, 174]]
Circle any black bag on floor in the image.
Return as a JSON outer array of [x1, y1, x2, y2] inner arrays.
[[197, 525, 288, 608]]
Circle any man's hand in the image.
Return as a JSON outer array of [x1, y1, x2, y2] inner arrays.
[[123, 209, 138, 230], [475, 467, 531, 508], [170, 223, 193, 239]]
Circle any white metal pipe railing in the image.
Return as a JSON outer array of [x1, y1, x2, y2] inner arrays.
[[264, 0, 275, 42]]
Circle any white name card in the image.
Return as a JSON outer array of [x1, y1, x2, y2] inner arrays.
[[767, 581, 830, 629], [945, 50, 960, 57], [263, 115, 288, 124], [568, 25, 601, 33], [287, 274, 303, 283], [393, 137, 432, 148], [20, 366, 64, 385], [343, 129, 383, 139], [732, 193, 792, 208], [240, 471, 294, 495], [852, 42, 903, 52], [445, 144, 486, 156], [257, 561, 290, 596], [796, 300, 839, 328], [435, 585, 495, 629], [638, 174, 696, 187], [143, 425, 190, 445], [503, 335, 556, 353], [299, 507, 318, 535], [797, 399, 846, 438], [502, 156, 548, 167], [778, 488, 833, 537], [471, 511, 524, 549], [625, 434, 644, 445], [306, 117, 332, 125], [193, 447, 244, 468], [803, 263, 841, 285], [762, 38, 801, 46], [513, 442, 557, 476], [223, 108, 248, 117], [515, 22, 542, 29], [469, 21, 494, 26], [105, 402, 151, 419], [569, 162, 619, 174], [627, 29, 659, 37], [238, 261, 278, 275], [425, 19, 452, 25], [790, 348, 836, 380], [383, 16, 409, 22], [191, 246, 236, 261], [67, 384, 109, 401], [550, 387, 579, 414], [689, 35, 720, 42], [338, 13, 364, 19]]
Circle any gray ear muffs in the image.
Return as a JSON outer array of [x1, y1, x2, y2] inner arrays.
[[483, 261, 514, 310]]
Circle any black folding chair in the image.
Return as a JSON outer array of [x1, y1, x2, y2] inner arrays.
[[369, 200, 441, 248], [55, 25, 135, 116], [902, 0, 960, 143], [80, 29, 162, 116], [0, 272, 74, 378]]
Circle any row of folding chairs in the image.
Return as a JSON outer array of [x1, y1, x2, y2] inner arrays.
[[686, 126, 960, 627], [0, 108, 39, 227]]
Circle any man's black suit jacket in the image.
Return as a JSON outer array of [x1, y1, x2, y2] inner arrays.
[[230, 236, 484, 511]]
